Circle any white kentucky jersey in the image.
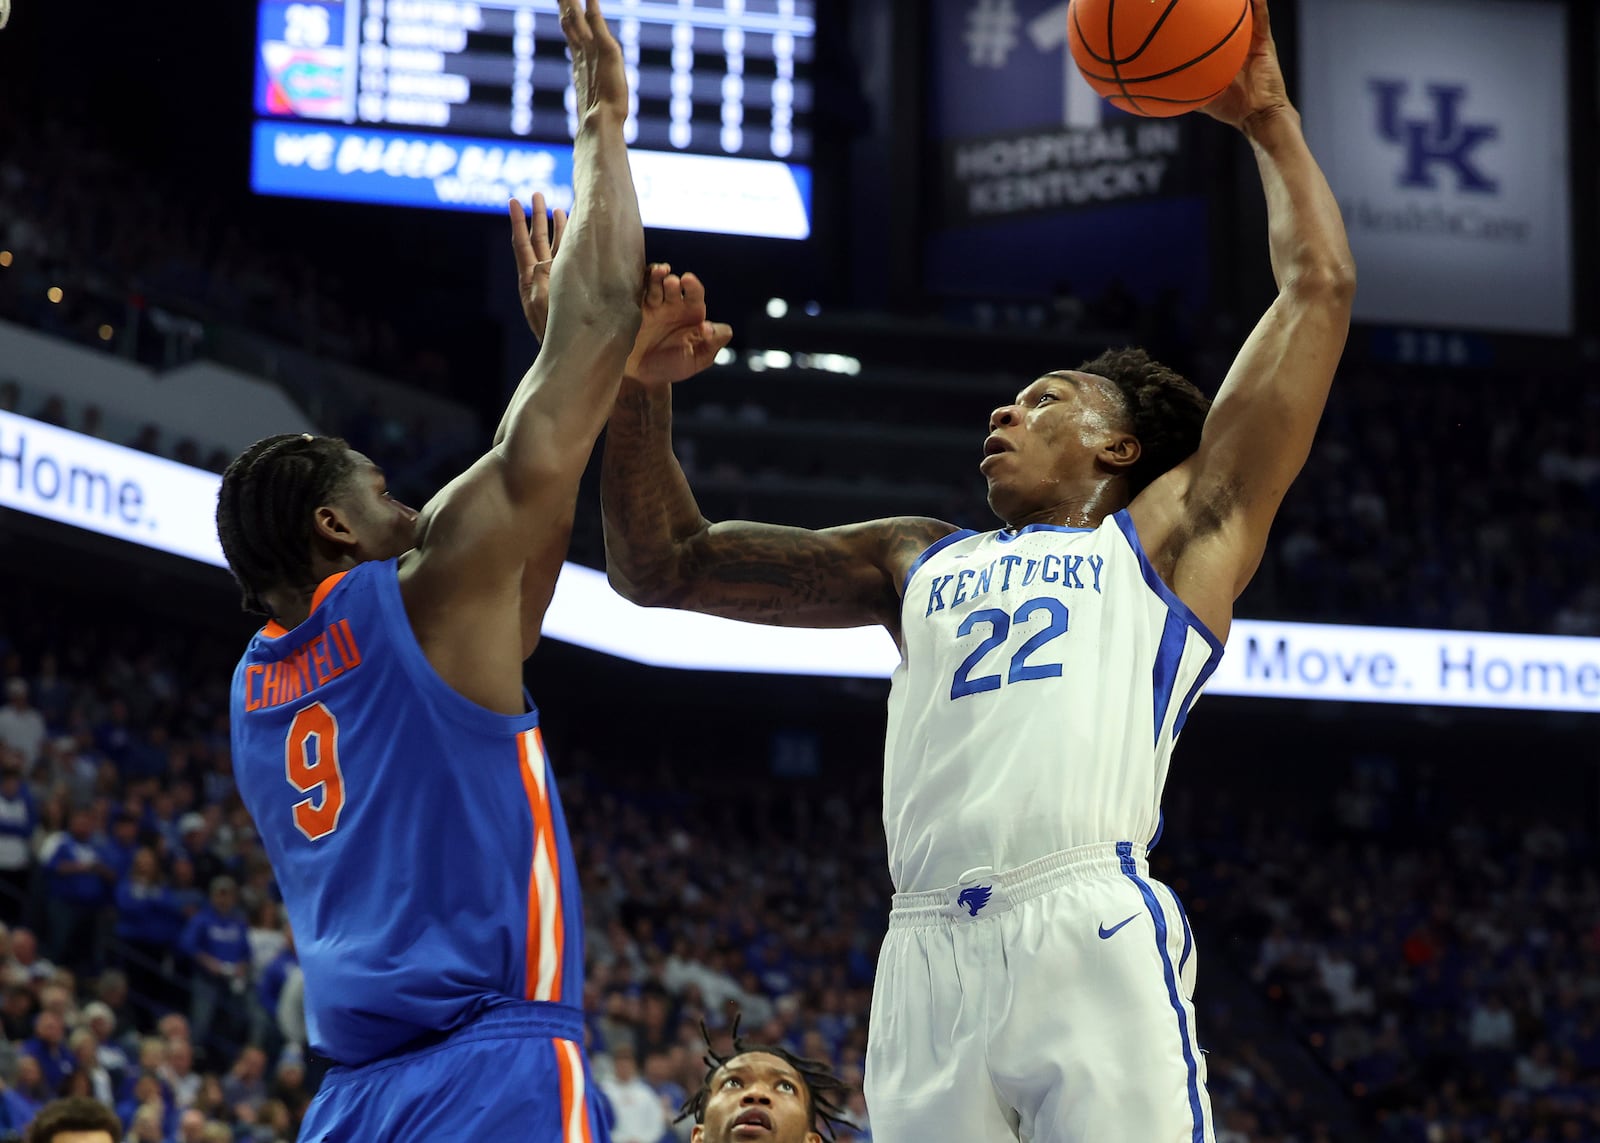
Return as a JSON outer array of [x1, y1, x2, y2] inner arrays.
[[883, 511, 1224, 893]]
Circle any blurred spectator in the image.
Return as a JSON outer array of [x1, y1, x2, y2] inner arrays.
[[0, 679, 46, 768], [178, 878, 249, 1058], [599, 1043, 669, 1143], [21, 1010, 74, 1091], [9, 1056, 51, 1123], [159, 1039, 202, 1111], [0, 759, 36, 922], [68, 1027, 115, 1106], [41, 810, 113, 970], [114, 847, 186, 1007]]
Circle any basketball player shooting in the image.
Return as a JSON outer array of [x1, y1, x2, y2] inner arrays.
[[597, 0, 1354, 1139], [215, 2, 646, 1138]]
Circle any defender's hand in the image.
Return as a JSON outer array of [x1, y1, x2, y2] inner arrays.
[[561, 0, 629, 125], [510, 193, 568, 341], [1201, 0, 1293, 134], [625, 265, 734, 387]]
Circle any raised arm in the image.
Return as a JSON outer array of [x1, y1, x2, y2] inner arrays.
[[1131, 0, 1355, 639], [400, 0, 643, 708], [602, 364, 957, 639]]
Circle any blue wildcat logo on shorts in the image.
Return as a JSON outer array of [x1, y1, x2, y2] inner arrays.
[[956, 885, 993, 917]]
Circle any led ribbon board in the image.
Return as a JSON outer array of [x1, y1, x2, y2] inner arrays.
[[9, 412, 1594, 714]]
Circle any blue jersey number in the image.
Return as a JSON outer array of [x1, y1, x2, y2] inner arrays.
[[949, 597, 1071, 700]]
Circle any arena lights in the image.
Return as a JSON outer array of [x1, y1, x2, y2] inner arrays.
[[0, 251, 13, 268], [713, 347, 736, 367], [97, 325, 114, 341], [46, 287, 62, 304], [742, 349, 862, 376], [765, 298, 789, 319], [2, 411, 1595, 715]]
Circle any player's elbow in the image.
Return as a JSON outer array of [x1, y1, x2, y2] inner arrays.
[[1286, 260, 1357, 306], [605, 560, 674, 608]]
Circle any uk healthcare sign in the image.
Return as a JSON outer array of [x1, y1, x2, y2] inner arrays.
[[13, 411, 1595, 714], [1298, 0, 1573, 336]]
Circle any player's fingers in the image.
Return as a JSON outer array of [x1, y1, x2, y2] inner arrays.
[[1252, 0, 1271, 39], [586, 0, 612, 42], [645, 264, 669, 307], [559, 0, 588, 47], [509, 199, 536, 271], [706, 322, 734, 350], [680, 273, 706, 308], [574, 0, 596, 45], [662, 273, 682, 300], [530, 193, 550, 257], [550, 208, 568, 254]]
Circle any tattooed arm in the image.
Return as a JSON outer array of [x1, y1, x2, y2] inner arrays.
[[602, 378, 958, 638]]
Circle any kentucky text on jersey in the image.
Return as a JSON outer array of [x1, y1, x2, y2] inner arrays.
[[925, 552, 1107, 616], [242, 620, 363, 712]]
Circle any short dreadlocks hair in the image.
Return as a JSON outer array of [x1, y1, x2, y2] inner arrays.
[[678, 1018, 853, 1141], [1076, 347, 1211, 496], [215, 433, 359, 616]]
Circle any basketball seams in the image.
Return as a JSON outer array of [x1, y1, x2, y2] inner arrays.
[[1104, 0, 1149, 118], [1072, 0, 1254, 118], [1071, 0, 1184, 66], [1079, 0, 1252, 88]]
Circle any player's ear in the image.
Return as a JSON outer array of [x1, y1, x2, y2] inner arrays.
[[689, 1126, 705, 1143], [1099, 431, 1140, 476], [311, 503, 360, 552]]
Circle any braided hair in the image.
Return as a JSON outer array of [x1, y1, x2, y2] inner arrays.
[[215, 433, 358, 615], [1077, 347, 1212, 496], [677, 1017, 853, 1141]]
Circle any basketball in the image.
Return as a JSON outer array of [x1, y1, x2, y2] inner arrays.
[[1067, 0, 1254, 118]]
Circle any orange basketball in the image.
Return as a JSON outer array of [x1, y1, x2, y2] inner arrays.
[[1067, 0, 1253, 118]]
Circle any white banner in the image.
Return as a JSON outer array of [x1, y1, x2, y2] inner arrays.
[[8, 413, 1595, 714], [1298, 0, 1572, 335], [1209, 620, 1600, 714], [0, 411, 228, 567]]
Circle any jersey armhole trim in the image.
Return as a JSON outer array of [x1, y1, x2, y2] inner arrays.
[[900, 530, 978, 597], [373, 560, 543, 737], [1111, 510, 1225, 659]]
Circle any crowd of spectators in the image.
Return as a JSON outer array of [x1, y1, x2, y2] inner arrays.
[[0, 115, 450, 393], [1257, 366, 1600, 637], [1160, 767, 1600, 1143]]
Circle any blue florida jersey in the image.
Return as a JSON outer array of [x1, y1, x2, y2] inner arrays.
[[230, 560, 584, 1066]]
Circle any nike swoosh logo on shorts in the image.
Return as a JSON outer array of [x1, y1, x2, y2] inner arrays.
[[1097, 913, 1139, 940]]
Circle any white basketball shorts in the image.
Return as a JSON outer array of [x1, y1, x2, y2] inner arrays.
[[865, 842, 1214, 1143]]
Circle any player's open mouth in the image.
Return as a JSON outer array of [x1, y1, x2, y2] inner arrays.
[[732, 1108, 774, 1134], [983, 434, 1013, 458]]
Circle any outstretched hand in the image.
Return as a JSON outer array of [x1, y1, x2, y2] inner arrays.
[[625, 265, 734, 387], [561, 0, 629, 124], [510, 193, 568, 343], [1200, 0, 1293, 134], [510, 202, 730, 382]]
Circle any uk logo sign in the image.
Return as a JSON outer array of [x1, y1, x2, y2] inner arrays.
[[1370, 79, 1500, 194]]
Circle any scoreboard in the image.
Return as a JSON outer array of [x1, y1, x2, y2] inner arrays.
[[251, 0, 816, 239]]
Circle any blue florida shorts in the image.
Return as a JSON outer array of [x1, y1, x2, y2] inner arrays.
[[297, 1001, 611, 1142]]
